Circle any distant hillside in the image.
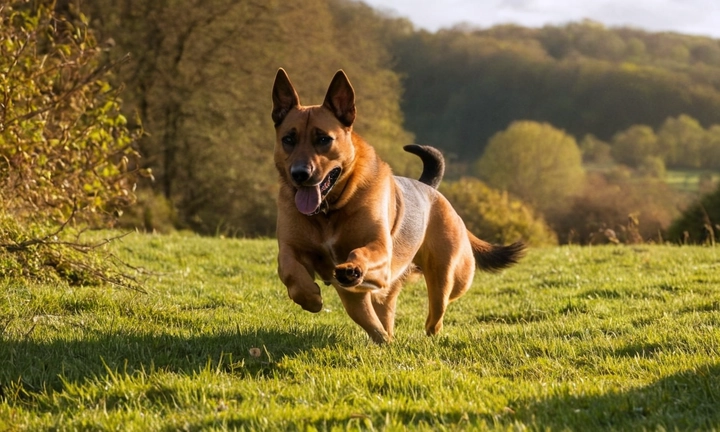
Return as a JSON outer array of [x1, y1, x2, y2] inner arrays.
[[385, 20, 720, 161]]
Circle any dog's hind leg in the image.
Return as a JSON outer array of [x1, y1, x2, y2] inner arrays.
[[335, 288, 390, 344], [421, 265, 452, 336], [422, 253, 474, 336], [419, 200, 476, 336]]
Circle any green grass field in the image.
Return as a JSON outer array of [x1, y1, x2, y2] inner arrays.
[[1, 233, 719, 430]]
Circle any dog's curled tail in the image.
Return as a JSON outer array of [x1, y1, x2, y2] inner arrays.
[[468, 231, 525, 272], [403, 144, 445, 189]]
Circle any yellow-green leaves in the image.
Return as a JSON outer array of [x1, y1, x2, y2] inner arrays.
[[0, 2, 142, 225]]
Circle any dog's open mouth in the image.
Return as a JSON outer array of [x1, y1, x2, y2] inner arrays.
[[295, 167, 342, 215]]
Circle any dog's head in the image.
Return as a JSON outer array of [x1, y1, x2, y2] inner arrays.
[[272, 68, 357, 215]]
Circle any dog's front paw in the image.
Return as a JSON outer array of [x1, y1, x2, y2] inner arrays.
[[334, 263, 364, 287]]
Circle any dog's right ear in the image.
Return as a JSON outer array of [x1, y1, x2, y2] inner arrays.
[[272, 68, 300, 126]]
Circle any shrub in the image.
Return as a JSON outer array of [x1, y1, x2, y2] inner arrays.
[[666, 184, 720, 244], [117, 189, 177, 234], [440, 177, 558, 246], [0, 2, 143, 285], [550, 173, 685, 244]]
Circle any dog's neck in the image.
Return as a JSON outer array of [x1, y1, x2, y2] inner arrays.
[[323, 132, 387, 214]]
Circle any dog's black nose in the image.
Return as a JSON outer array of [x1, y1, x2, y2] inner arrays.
[[291, 165, 312, 184]]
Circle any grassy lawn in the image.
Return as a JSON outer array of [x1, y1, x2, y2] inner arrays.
[[1, 232, 719, 430]]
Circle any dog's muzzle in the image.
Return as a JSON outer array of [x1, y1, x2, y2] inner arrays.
[[294, 167, 342, 215]]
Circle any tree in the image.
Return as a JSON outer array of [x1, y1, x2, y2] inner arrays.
[[657, 114, 706, 168], [638, 156, 666, 179], [702, 125, 720, 170], [610, 125, 659, 168], [81, 0, 414, 236], [474, 121, 585, 217], [579, 134, 613, 164]]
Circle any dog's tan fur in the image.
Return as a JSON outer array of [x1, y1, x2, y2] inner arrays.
[[272, 69, 524, 343]]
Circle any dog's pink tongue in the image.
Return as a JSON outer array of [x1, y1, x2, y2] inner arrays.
[[295, 186, 321, 215]]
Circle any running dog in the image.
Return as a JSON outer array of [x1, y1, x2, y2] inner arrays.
[[272, 68, 524, 343]]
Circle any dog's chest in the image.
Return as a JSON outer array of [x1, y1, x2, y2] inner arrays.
[[302, 221, 349, 282], [320, 233, 341, 264]]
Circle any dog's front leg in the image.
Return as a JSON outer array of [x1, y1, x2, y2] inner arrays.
[[334, 288, 390, 344], [334, 240, 391, 290], [278, 246, 323, 313]]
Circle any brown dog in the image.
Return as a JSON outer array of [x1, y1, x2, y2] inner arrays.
[[272, 68, 524, 343]]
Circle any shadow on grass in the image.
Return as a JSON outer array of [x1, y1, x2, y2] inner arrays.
[[0, 327, 341, 396], [515, 363, 720, 430], [186, 364, 720, 430]]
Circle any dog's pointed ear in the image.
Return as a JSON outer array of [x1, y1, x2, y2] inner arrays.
[[322, 70, 356, 127], [272, 68, 300, 126]]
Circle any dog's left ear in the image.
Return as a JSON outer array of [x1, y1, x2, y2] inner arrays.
[[272, 68, 300, 126], [323, 70, 356, 127]]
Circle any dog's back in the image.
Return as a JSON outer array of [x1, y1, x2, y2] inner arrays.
[[399, 148, 525, 273]]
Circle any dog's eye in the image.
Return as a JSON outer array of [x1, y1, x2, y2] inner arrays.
[[317, 136, 333, 146], [281, 135, 295, 147]]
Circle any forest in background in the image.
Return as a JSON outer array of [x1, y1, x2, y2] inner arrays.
[[6, 0, 720, 245], [393, 21, 720, 164]]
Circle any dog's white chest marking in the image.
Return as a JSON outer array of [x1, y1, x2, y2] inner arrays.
[[322, 234, 340, 264]]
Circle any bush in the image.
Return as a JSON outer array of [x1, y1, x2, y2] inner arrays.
[[550, 173, 685, 244], [117, 189, 177, 234], [666, 184, 720, 244], [0, 2, 142, 285], [1, 2, 142, 223], [440, 177, 558, 246]]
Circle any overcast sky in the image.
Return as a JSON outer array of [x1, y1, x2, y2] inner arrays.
[[361, 0, 720, 38]]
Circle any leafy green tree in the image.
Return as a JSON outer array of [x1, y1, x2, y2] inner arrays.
[[691, 42, 720, 66], [440, 178, 557, 246], [638, 156, 666, 179], [474, 121, 585, 216], [579, 134, 613, 164], [573, 20, 626, 61], [657, 114, 706, 168], [702, 125, 720, 170], [625, 37, 647, 60], [82, 0, 414, 236], [610, 125, 659, 168], [389, 22, 720, 162]]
